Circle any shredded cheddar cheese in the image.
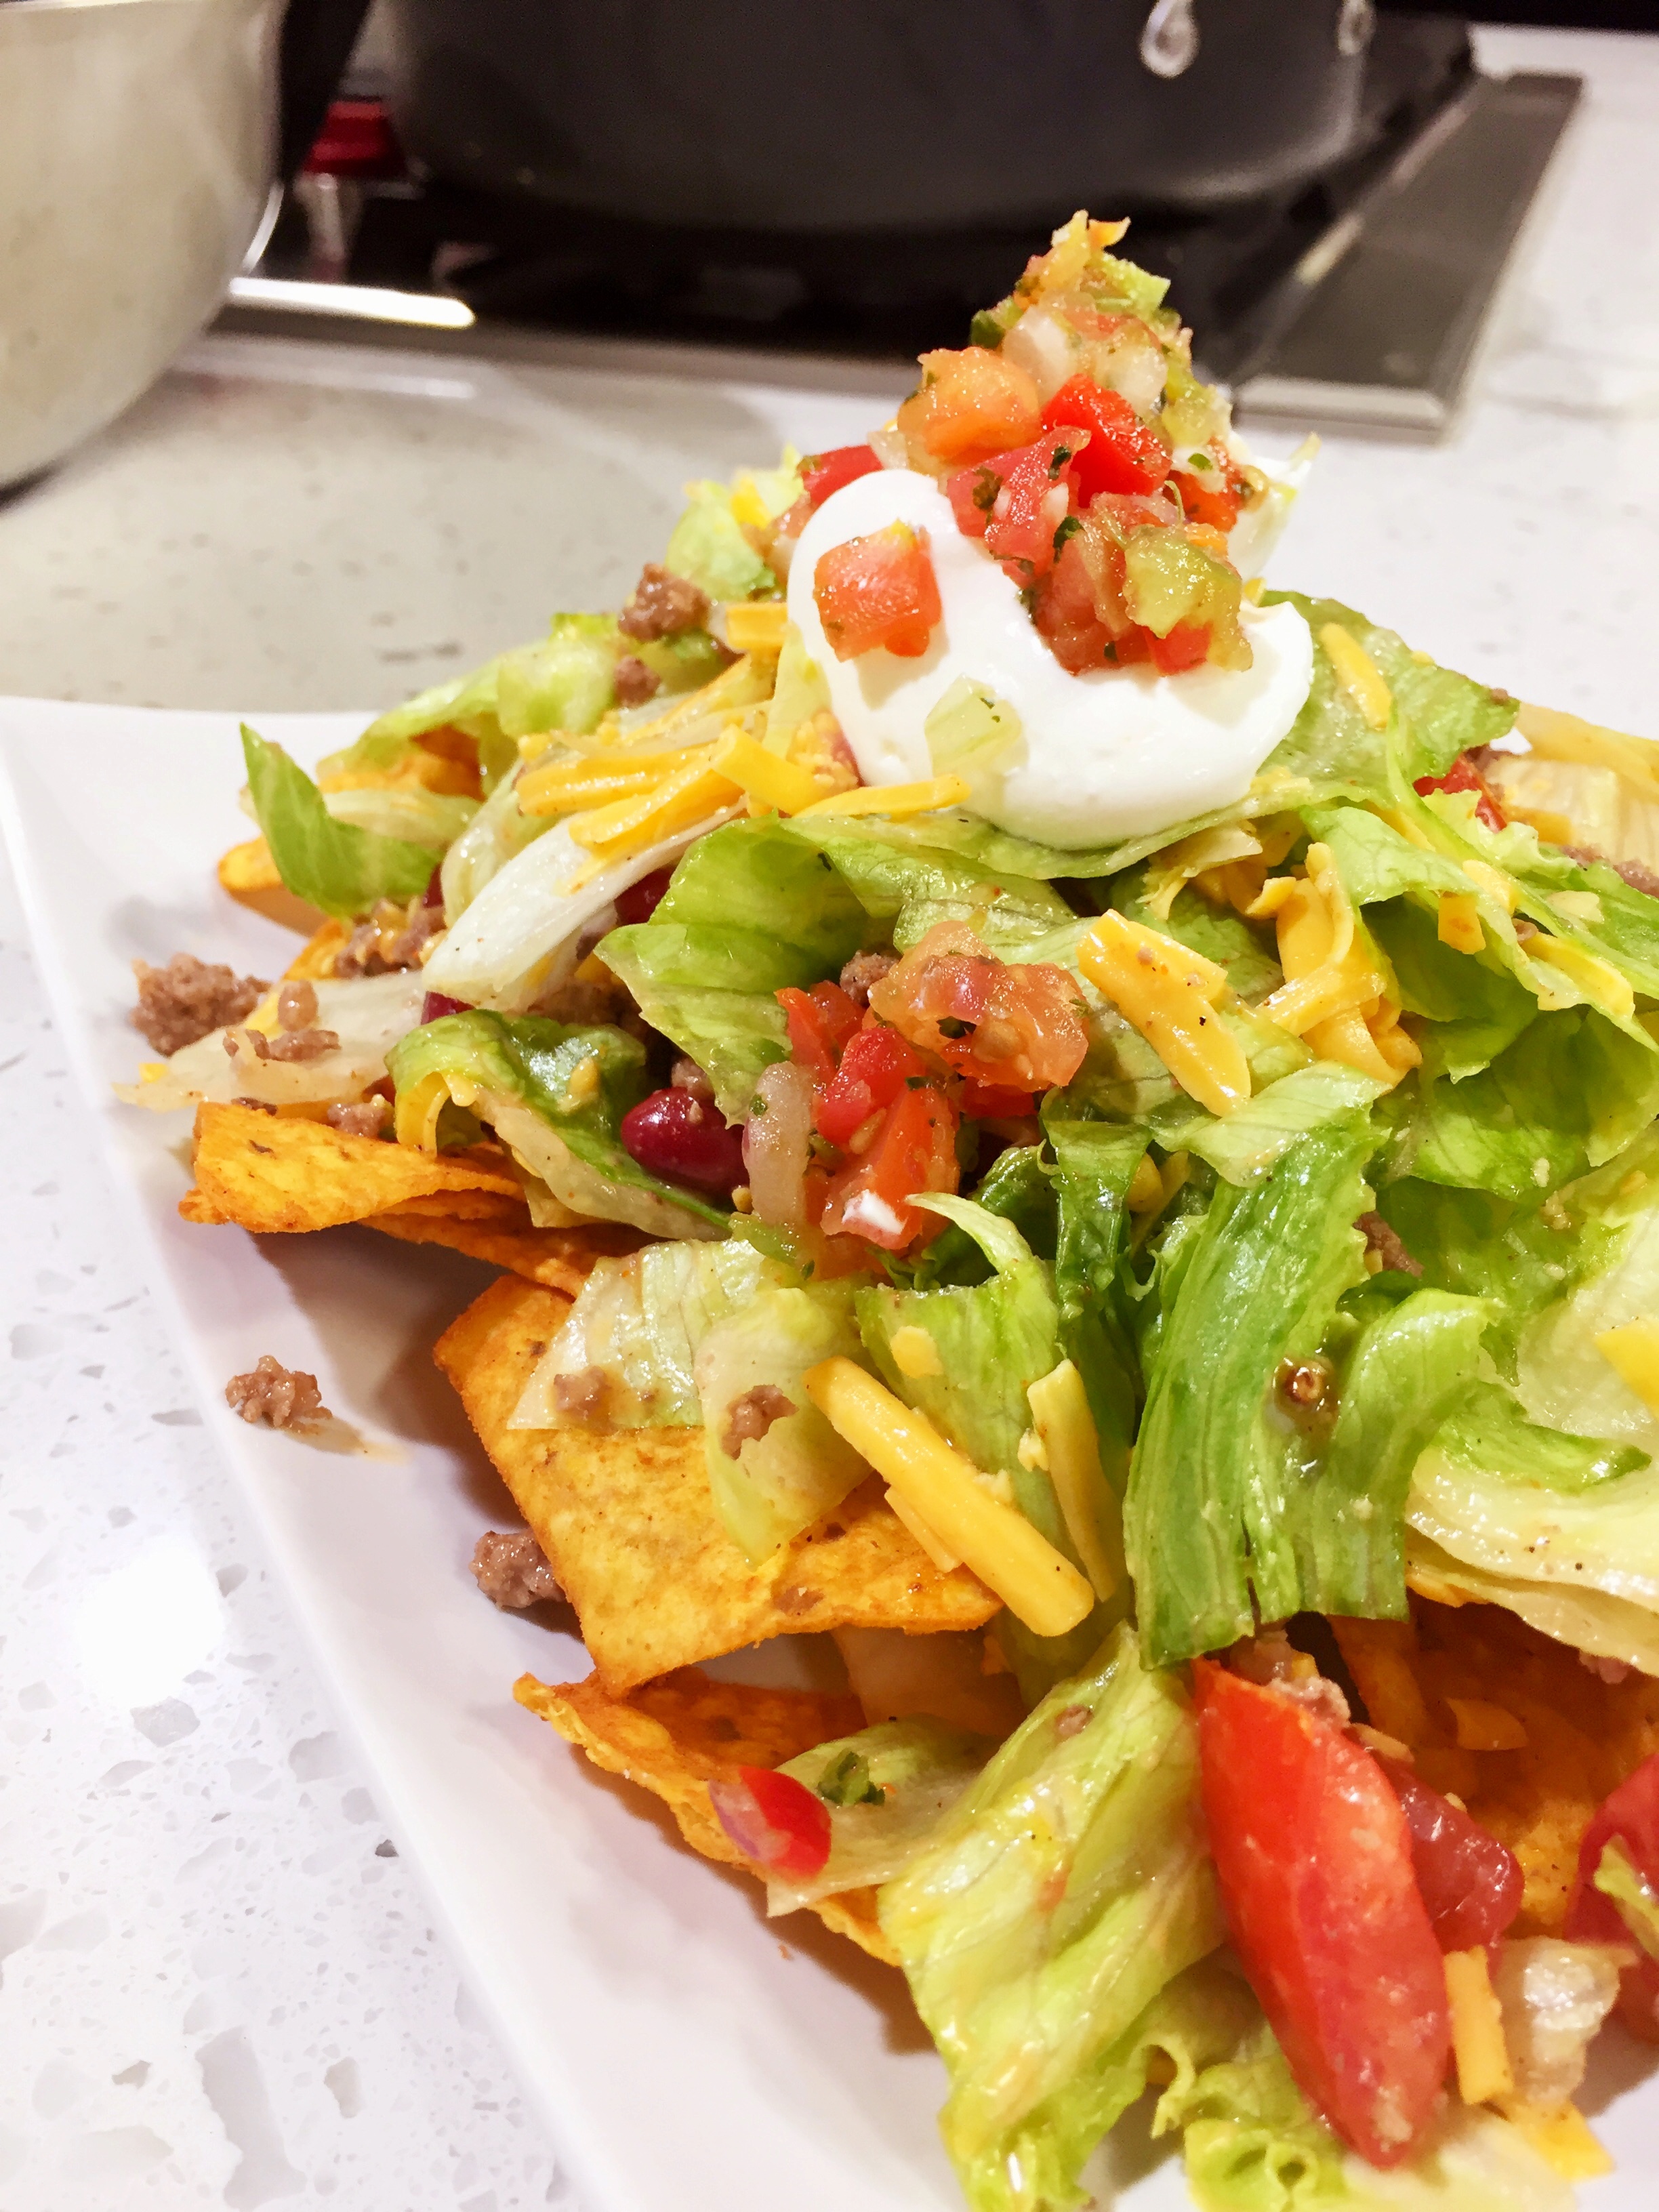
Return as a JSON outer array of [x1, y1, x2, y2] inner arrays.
[[882, 1487, 961, 1573], [708, 726, 821, 815], [803, 1358, 1094, 1637], [1594, 1318, 1659, 1412], [723, 599, 790, 653], [794, 774, 971, 820], [1437, 890, 1485, 954], [565, 760, 740, 855], [1526, 935, 1636, 1022], [1255, 844, 1419, 1087], [1027, 1359, 1119, 1601], [1076, 910, 1250, 1119], [1319, 623, 1393, 730], [1445, 1696, 1529, 1752], [1444, 1948, 1514, 2105]]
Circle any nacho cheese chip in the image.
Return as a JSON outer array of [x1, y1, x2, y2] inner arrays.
[[516, 1666, 893, 1963], [184, 1101, 521, 1233], [367, 1208, 636, 1293], [218, 836, 326, 936], [436, 1276, 998, 1691], [1335, 1601, 1659, 1933]]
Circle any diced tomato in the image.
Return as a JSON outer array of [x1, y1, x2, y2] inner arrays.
[[1565, 1747, 1659, 2040], [943, 430, 1088, 581], [1172, 442, 1247, 533], [800, 444, 882, 508], [958, 1079, 1036, 1118], [777, 979, 862, 1086], [945, 460, 1001, 540], [1378, 1757, 1523, 1954], [896, 346, 1043, 468], [1145, 621, 1212, 676], [707, 1765, 831, 1879], [867, 920, 1089, 1093], [815, 1023, 924, 1149], [1194, 1664, 1450, 2167], [1414, 754, 1507, 833], [1042, 377, 1171, 501], [813, 523, 943, 661], [820, 1083, 959, 1251]]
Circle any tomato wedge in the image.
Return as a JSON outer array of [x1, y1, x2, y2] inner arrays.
[[800, 443, 882, 508], [1378, 1757, 1523, 1953], [813, 522, 943, 660], [1565, 1746, 1659, 2040], [1194, 1664, 1450, 2167], [707, 1766, 831, 1879]]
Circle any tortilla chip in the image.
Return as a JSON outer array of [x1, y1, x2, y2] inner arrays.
[[1335, 1601, 1659, 1933], [284, 920, 351, 981], [185, 1101, 520, 1234], [374, 1190, 528, 1223], [218, 836, 326, 936], [437, 1276, 999, 1692], [367, 1209, 637, 1294], [516, 1667, 893, 1963]]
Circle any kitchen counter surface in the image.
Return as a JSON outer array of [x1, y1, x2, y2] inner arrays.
[[1, 24, 1656, 2210]]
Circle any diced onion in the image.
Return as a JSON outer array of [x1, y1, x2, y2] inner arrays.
[[742, 1060, 814, 1229]]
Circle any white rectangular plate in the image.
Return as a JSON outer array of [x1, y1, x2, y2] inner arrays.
[[1, 696, 1650, 2211]]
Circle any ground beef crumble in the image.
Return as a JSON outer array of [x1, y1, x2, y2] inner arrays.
[[334, 895, 443, 980], [838, 949, 897, 1007], [132, 953, 268, 1054], [326, 1097, 391, 1139], [224, 1024, 340, 1064], [1562, 844, 1659, 899], [470, 1529, 562, 1610], [617, 562, 709, 642], [670, 1057, 715, 1103], [554, 1367, 611, 1420], [720, 1384, 796, 1460], [1357, 1210, 1423, 1277], [225, 1355, 329, 1429], [613, 653, 661, 707]]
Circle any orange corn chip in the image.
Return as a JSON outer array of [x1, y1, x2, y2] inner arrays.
[[185, 1101, 520, 1235], [516, 1666, 893, 1963], [217, 836, 327, 937], [1335, 1601, 1659, 1933], [436, 1276, 998, 1694], [367, 1209, 637, 1294]]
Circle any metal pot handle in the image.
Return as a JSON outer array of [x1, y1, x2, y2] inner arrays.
[[278, 0, 375, 180]]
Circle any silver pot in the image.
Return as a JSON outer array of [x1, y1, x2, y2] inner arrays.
[[0, 0, 281, 491]]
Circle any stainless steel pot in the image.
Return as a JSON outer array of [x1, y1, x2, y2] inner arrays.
[[0, 0, 361, 491]]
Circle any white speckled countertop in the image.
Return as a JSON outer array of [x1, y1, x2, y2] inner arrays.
[[1, 24, 1657, 2210]]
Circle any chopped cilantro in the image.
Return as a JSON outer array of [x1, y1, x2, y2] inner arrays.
[[817, 1750, 886, 1807]]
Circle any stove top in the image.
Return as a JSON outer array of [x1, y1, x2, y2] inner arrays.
[[228, 13, 1579, 438]]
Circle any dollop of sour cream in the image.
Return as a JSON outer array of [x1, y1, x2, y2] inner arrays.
[[786, 468, 1315, 851]]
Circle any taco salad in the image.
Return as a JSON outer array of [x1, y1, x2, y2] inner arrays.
[[123, 213, 1659, 2211]]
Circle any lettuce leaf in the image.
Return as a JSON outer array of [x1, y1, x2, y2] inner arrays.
[[1385, 1008, 1659, 1202], [766, 1718, 995, 1912], [241, 726, 438, 920], [1163, 2029, 1575, 2211], [858, 1200, 1118, 1698], [696, 1279, 873, 1559], [879, 1628, 1222, 2212], [777, 815, 1077, 957], [1125, 1114, 1485, 1664], [599, 816, 869, 1120], [509, 1239, 769, 1429], [386, 1008, 729, 1237]]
